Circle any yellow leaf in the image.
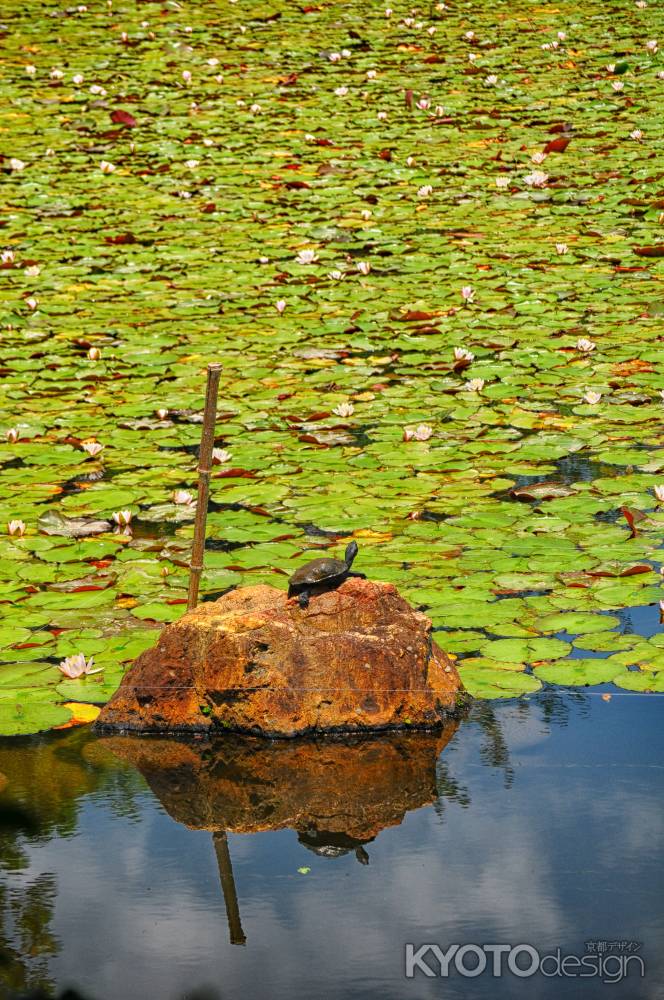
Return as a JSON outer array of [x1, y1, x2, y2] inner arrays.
[[55, 702, 101, 729]]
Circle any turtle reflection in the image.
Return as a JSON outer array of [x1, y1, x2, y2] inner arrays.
[[104, 723, 459, 944]]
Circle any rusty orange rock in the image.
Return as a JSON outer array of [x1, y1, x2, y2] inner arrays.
[[96, 579, 465, 736]]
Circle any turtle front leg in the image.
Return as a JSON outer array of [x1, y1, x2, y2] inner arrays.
[[298, 590, 310, 609]]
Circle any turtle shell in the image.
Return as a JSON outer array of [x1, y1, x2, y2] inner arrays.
[[288, 557, 347, 589]]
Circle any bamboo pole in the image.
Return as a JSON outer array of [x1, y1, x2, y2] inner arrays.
[[187, 363, 222, 611], [213, 831, 247, 946]]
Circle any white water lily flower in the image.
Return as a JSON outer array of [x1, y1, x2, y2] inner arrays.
[[328, 269, 344, 280], [583, 390, 602, 405], [454, 346, 475, 362], [416, 98, 430, 110], [377, 111, 387, 120], [7, 520, 26, 536], [112, 509, 133, 526], [184, 159, 199, 169], [50, 68, 64, 80], [558, 31, 567, 40], [182, 70, 192, 84], [72, 74, 84, 85], [212, 448, 232, 464], [89, 84, 106, 95], [484, 75, 498, 86], [357, 261, 371, 275], [646, 40, 658, 52], [360, 209, 372, 221], [523, 170, 548, 187], [654, 485, 664, 503], [417, 184, 433, 198], [630, 129, 643, 140], [333, 402, 354, 417], [25, 65, 37, 76], [367, 70, 377, 79], [404, 424, 433, 442], [576, 337, 596, 353], [460, 285, 475, 303], [556, 243, 569, 254], [100, 160, 116, 174], [607, 63, 616, 73], [9, 159, 26, 172], [495, 176, 510, 188], [531, 151, 547, 164], [1, 250, 15, 264], [334, 86, 348, 97], [81, 441, 104, 457], [155, 408, 168, 420], [173, 489, 194, 505], [6, 428, 19, 443], [295, 248, 318, 265], [611, 81, 624, 92], [24, 265, 40, 277], [25, 296, 38, 310], [275, 299, 286, 314], [250, 103, 262, 113], [329, 52, 341, 62], [466, 378, 485, 392], [58, 654, 103, 679]]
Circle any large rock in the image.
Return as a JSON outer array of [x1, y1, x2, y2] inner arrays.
[[97, 578, 465, 736]]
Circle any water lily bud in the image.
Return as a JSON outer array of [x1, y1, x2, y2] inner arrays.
[[275, 299, 286, 314], [7, 520, 25, 536], [460, 285, 474, 304], [87, 347, 101, 360], [6, 428, 19, 443], [357, 261, 371, 275], [155, 408, 168, 420]]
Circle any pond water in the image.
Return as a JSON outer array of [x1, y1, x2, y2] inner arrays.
[[2, 688, 663, 1000]]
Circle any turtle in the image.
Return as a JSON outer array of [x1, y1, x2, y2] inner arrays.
[[287, 540, 363, 608]]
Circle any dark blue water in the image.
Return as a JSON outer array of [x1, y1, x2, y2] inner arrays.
[[1, 690, 663, 1000]]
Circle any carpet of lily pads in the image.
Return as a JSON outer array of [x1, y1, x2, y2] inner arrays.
[[1, 0, 663, 735]]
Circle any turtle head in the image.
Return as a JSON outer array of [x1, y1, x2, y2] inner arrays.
[[344, 540, 359, 568]]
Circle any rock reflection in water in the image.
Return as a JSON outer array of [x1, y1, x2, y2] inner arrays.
[[103, 724, 458, 945]]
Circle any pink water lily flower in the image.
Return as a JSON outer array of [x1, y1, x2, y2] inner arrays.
[[576, 337, 596, 353], [58, 654, 103, 679], [461, 285, 474, 303], [112, 510, 133, 526], [7, 520, 26, 536], [583, 390, 602, 405], [81, 441, 104, 458], [357, 261, 371, 275], [275, 299, 286, 314], [173, 489, 194, 505], [454, 347, 475, 362], [295, 249, 318, 265], [403, 424, 433, 442]]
